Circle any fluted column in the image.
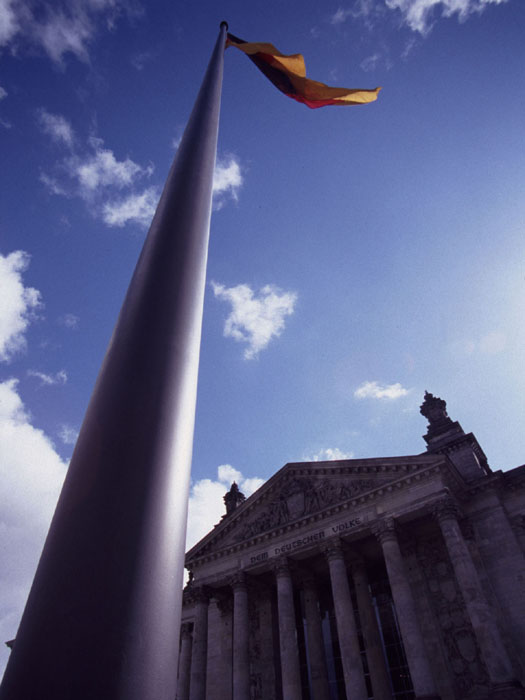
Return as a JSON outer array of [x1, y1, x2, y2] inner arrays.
[[324, 540, 368, 700], [373, 519, 440, 700], [274, 557, 303, 700], [302, 575, 330, 700], [189, 588, 209, 700], [231, 572, 250, 700], [351, 559, 392, 700], [176, 623, 193, 700], [433, 497, 524, 696]]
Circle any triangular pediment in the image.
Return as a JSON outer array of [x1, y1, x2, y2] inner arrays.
[[186, 454, 444, 565]]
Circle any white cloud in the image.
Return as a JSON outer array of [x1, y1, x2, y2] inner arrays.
[[305, 447, 355, 462], [0, 0, 137, 65], [71, 137, 152, 194], [186, 465, 265, 551], [354, 380, 410, 400], [0, 85, 7, 100], [211, 282, 297, 360], [36, 108, 74, 148], [212, 155, 243, 209], [102, 186, 159, 227], [0, 378, 67, 677], [27, 369, 68, 386], [0, 251, 42, 363], [58, 423, 79, 445], [385, 0, 508, 35], [40, 133, 157, 227]]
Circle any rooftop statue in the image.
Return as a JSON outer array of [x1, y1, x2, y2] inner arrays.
[[223, 481, 246, 516]]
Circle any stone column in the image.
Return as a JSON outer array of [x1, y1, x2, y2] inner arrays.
[[372, 518, 440, 700], [324, 540, 368, 700], [302, 575, 330, 700], [176, 623, 193, 700], [350, 559, 393, 700], [433, 497, 525, 698], [274, 557, 303, 700], [189, 588, 209, 700], [231, 572, 250, 700]]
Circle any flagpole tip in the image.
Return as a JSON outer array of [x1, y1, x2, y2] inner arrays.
[[220, 21, 229, 31]]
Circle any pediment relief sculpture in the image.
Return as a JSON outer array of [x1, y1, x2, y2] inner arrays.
[[232, 475, 391, 543]]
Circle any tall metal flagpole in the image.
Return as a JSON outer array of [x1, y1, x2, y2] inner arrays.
[[0, 22, 228, 700]]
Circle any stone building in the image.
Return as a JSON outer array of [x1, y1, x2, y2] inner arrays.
[[177, 394, 525, 700]]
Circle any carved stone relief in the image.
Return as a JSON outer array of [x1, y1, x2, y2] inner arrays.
[[234, 476, 390, 542], [417, 537, 489, 699]]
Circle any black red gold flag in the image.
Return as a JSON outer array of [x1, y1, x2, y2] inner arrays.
[[226, 32, 381, 109]]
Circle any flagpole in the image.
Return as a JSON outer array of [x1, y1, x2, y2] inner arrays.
[[0, 21, 228, 700]]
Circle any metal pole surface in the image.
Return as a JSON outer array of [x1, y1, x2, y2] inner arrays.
[[0, 22, 227, 700]]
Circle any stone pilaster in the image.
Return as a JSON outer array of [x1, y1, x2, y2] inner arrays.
[[372, 518, 440, 700], [189, 587, 209, 700], [433, 497, 525, 698], [274, 557, 303, 700], [176, 623, 192, 700], [302, 575, 330, 700], [323, 539, 368, 700], [350, 558, 393, 700], [231, 572, 250, 700]]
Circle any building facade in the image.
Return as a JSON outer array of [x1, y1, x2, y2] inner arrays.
[[177, 394, 525, 700]]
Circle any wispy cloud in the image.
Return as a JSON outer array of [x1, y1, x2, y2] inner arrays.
[[304, 447, 355, 462], [57, 313, 79, 329], [329, 0, 378, 27], [354, 380, 410, 400], [449, 330, 507, 358], [27, 369, 68, 386], [0, 0, 140, 65], [330, 7, 354, 24], [212, 155, 243, 210], [212, 282, 297, 360], [0, 251, 42, 363], [102, 186, 159, 227], [58, 423, 79, 445], [186, 465, 265, 550], [384, 0, 508, 35], [0, 86, 7, 100], [361, 52, 381, 71], [0, 379, 67, 678], [36, 108, 74, 147]]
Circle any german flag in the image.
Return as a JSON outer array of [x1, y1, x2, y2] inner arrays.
[[226, 33, 381, 109]]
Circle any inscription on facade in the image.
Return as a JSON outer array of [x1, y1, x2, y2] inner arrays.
[[248, 515, 364, 565]]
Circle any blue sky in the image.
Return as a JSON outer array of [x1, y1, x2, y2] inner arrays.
[[1, 0, 524, 677]]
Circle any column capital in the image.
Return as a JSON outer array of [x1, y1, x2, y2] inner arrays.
[[371, 517, 397, 545], [273, 555, 292, 578], [432, 495, 461, 524], [321, 537, 345, 562], [230, 571, 247, 591]]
